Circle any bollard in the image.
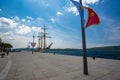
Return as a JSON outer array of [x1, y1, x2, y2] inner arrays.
[[93, 57, 95, 60]]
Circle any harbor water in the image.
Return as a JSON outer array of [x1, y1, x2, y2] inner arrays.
[[48, 49, 120, 60]]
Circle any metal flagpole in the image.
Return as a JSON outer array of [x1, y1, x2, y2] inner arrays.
[[79, 0, 88, 75]]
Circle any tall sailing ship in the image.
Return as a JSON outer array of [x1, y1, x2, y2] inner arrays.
[[36, 25, 53, 52]]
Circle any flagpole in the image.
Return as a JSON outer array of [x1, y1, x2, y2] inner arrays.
[[79, 0, 88, 75]]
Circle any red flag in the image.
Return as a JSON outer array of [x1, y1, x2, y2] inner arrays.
[[86, 7, 100, 28], [31, 42, 36, 47]]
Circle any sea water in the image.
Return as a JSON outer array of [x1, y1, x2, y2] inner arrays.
[[48, 49, 120, 60]]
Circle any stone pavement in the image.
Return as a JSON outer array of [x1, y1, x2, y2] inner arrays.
[[0, 54, 9, 73], [0, 52, 120, 80]]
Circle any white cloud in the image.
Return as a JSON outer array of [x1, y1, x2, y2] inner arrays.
[[105, 24, 120, 42], [22, 19, 26, 22], [13, 16, 20, 21], [32, 26, 41, 32], [51, 37, 81, 49], [83, 0, 99, 5], [15, 24, 31, 34], [73, 0, 99, 6], [26, 16, 33, 20], [65, 6, 79, 16], [0, 17, 46, 48], [50, 18, 55, 23], [0, 31, 33, 48], [10, 16, 13, 19], [97, 16, 120, 45], [65, 0, 100, 15], [0, 9, 2, 11], [57, 12, 63, 16], [3, 31, 13, 36], [1, 31, 15, 41], [0, 17, 18, 28], [10, 35, 32, 48]]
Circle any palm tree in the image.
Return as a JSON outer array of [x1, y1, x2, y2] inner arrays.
[[0, 42, 5, 58], [0, 38, 13, 57], [0, 38, 2, 52], [4, 43, 13, 55], [0, 38, 2, 43]]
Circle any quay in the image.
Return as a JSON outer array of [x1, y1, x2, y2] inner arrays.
[[0, 52, 120, 80]]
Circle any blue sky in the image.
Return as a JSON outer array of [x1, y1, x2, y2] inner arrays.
[[0, 0, 120, 49]]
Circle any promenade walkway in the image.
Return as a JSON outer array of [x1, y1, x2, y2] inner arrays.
[[0, 52, 120, 80]]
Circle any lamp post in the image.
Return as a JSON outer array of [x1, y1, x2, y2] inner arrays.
[[79, 0, 88, 75]]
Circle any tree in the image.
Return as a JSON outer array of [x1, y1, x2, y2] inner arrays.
[[0, 38, 13, 57], [0, 38, 2, 43]]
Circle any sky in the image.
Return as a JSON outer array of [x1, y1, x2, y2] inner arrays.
[[0, 0, 120, 49]]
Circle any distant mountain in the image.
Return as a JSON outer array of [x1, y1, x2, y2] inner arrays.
[[12, 46, 120, 52], [11, 48, 32, 52], [88, 46, 120, 51]]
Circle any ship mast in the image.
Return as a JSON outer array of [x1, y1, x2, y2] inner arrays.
[[41, 28, 43, 49], [41, 24, 51, 51], [32, 32, 35, 54], [37, 32, 41, 49], [43, 25, 46, 50]]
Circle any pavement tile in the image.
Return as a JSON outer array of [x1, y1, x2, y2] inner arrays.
[[0, 52, 119, 80]]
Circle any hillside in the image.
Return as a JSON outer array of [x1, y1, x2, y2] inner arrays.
[[88, 46, 120, 51]]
